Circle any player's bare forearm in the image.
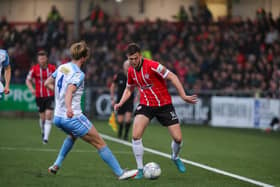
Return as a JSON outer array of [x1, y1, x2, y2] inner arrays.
[[26, 78, 36, 95], [4, 65, 11, 93], [110, 83, 115, 101], [167, 71, 197, 104], [65, 84, 77, 117], [118, 87, 132, 106], [167, 72, 187, 98], [44, 76, 55, 91], [114, 86, 134, 111]]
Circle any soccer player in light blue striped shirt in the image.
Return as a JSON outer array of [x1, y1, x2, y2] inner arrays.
[[0, 49, 11, 99], [45, 41, 136, 180]]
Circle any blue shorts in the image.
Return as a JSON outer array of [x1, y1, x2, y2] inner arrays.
[[53, 114, 92, 137]]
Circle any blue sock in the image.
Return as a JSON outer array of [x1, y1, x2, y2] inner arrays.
[[98, 146, 123, 176], [54, 136, 74, 167]]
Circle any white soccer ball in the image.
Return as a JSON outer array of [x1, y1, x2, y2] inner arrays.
[[143, 162, 161, 179]]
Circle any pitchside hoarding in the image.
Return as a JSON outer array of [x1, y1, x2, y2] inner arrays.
[[0, 84, 84, 112], [211, 97, 280, 128], [0, 84, 37, 111], [91, 91, 210, 124]]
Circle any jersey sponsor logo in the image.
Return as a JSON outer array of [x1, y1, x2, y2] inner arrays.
[[60, 66, 70, 74], [140, 84, 152, 90], [170, 111, 178, 120]]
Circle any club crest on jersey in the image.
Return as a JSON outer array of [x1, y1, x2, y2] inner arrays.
[[144, 73, 149, 79]]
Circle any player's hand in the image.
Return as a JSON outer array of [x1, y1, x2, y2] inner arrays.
[[4, 86, 10, 94], [114, 103, 121, 111], [183, 94, 197, 104], [67, 108, 74, 118], [30, 89, 36, 96], [111, 100, 115, 106]]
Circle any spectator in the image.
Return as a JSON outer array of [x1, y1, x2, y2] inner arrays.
[[47, 5, 62, 23], [173, 5, 188, 22]]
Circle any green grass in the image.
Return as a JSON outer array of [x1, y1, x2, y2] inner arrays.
[[0, 118, 279, 187]]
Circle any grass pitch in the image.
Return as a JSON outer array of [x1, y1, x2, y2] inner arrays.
[[0, 118, 279, 187]]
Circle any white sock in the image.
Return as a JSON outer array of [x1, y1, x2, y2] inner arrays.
[[43, 120, 52, 141], [171, 140, 183, 160], [132, 139, 144, 169], [39, 119, 44, 134]]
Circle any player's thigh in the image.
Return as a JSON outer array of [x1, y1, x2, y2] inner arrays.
[[82, 124, 106, 149], [45, 109, 53, 120], [124, 112, 133, 123], [117, 114, 124, 123], [36, 98, 45, 116], [167, 124, 182, 142], [132, 114, 150, 139], [58, 115, 92, 138], [45, 96, 54, 112], [39, 112, 45, 121]]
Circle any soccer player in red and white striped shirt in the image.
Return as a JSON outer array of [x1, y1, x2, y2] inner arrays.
[[114, 43, 197, 179], [26, 50, 56, 144]]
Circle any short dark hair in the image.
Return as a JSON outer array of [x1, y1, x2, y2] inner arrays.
[[126, 43, 141, 55], [37, 50, 47, 56]]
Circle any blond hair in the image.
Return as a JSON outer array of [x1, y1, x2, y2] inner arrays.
[[70, 41, 90, 60]]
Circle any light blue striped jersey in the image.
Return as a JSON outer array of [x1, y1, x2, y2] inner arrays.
[[0, 49, 10, 82], [52, 62, 85, 118]]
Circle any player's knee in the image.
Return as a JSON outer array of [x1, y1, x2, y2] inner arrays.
[[132, 135, 142, 140], [173, 137, 182, 144]]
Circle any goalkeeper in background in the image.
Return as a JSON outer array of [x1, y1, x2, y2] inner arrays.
[[110, 60, 134, 140]]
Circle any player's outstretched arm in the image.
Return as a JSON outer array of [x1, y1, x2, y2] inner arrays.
[[4, 64, 11, 94], [44, 76, 55, 91], [114, 86, 134, 111], [65, 84, 77, 118], [166, 71, 197, 104]]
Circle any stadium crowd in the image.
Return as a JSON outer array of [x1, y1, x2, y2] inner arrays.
[[1, 5, 280, 97]]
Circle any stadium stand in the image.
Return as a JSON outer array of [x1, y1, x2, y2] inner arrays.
[[0, 6, 280, 98]]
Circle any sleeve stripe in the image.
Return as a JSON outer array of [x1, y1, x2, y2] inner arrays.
[[26, 70, 33, 80], [127, 83, 135, 87], [163, 70, 169, 79]]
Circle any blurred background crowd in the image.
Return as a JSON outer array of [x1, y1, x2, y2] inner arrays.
[[1, 4, 280, 97]]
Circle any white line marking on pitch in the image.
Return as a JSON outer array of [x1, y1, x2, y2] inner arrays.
[[0, 146, 130, 154], [100, 133, 274, 187]]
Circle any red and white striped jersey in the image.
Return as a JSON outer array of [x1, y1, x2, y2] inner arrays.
[[127, 58, 172, 107], [27, 64, 56, 98]]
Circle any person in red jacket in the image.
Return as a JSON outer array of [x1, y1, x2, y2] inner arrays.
[[26, 50, 56, 144]]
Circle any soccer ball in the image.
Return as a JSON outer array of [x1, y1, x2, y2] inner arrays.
[[143, 162, 161, 179]]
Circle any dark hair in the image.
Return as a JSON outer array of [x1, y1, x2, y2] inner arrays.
[[126, 43, 141, 55], [37, 50, 47, 56]]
